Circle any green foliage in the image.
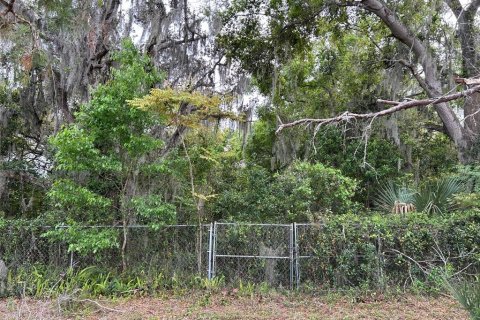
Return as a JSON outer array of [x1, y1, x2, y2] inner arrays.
[[374, 181, 415, 213], [445, 278, 480, 320], [47, 179, 112, 223], [129, 88, 225, 126], [403, 125, 458, 179], [50, 126, 116, 172], [453, 193, 480, 211], [245, 111, 401, 207], [212, 161, 358, 222], [130, 195, 176, 229], [0, 86, 47, 218], [456, 165, 480, 193], [210, 163, 274, 221], [2, 0, 479, 301], [374, 177, 465, 215], [314, 130, 400, 202], [237, 280, 256, 298], [244, 107, 276, 169], [74, 42, 163, 152], [276, 161, 358, 217], [155, 128, 243, 223], [7, 263, 224, 298], [219, 0, 463, 204], [198, 276, 226, 292], [46, 40, 175, 255], [38, 0, 76, 29], [303, 210, 480, 290], [1, 210, 478, 297], [414, 178, 464, 215], [42, 227, 119, 255]]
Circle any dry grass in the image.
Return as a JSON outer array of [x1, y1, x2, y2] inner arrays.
[[0, 292, 469, 320]]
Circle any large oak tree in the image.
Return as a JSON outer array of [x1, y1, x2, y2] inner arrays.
[[221, 0, 480, 163]]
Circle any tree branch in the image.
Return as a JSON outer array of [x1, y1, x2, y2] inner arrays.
[[445, 0, 463, 18], [340, 0, 470, 158], [276, 84, 480, 134], [467, 0, 480, 13], [398, 59, 434, 96]]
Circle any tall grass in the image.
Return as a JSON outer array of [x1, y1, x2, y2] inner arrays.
[[444, 277, 480, 320]]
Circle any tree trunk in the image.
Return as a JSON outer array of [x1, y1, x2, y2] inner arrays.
[[447, 0, 480, 138], [358, 0, 475, 162]]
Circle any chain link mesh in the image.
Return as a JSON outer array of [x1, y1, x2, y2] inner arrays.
[[212, 223, 292, 288], [0, 222, 478, 292]]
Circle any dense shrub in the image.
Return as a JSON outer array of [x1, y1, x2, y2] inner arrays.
[[0, 210, 478, 295], [211, 161, 358, 222], [300, 210, 480, 290]]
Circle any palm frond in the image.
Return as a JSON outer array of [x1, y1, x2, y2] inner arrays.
[[373, 181, 415, 213], [415, 178, 464, 215]]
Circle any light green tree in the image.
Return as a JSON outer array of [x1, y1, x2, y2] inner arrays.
[[46, 40, 175, 270]]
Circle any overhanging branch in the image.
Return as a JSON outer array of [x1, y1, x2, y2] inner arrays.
[[276, 84, 480, 134]]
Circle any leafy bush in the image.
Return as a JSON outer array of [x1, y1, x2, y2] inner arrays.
[[45, 40, 175, 259], [302, 210, 480, 290], [212, 161, 358, 222], [414, 178, 464, 214], [0, 211, 478, 296], [275, 161, 358, 218], [373, 181, 415, 213]]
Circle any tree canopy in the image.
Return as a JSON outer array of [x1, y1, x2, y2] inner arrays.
[[0, 0, 478, 234]]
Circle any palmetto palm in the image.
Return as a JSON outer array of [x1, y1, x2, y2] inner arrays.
[[374, 181, 416, 213], [414, 178, 464, 215], [374, 178, 464, 214]]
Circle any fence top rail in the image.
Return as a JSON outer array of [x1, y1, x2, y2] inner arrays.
[[215, 254, 291, 259], [7, 223, 299, 228], [5, 224, 206, 229], [3, 223, 297, 229], [295, 223, 326, 227], [214, 222, 292, 227], [3, 222, 444, 230]]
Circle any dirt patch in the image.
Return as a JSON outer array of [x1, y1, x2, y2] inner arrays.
[[0, 292, 469, 320]]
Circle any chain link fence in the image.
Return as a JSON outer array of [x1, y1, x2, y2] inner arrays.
[[0, 225, 210, 280], [0, 221, 478, 293], [209, 223, 293, 288]]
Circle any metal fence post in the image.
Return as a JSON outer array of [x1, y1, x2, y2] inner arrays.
[[294, 222, 300, 289], [376, 235, 385, 291], [207, 222, 213, 280], [211, 221, 217, 279], [289, 223, 294, 289]]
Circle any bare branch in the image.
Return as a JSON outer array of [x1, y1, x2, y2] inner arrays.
[[398, 59, 434, 96], [387, 248, 429, 275], [341, 0, 471, 157], [276, 84, 480, 134]]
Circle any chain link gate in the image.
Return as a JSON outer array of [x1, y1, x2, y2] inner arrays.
[[206, 222, 303, 289]]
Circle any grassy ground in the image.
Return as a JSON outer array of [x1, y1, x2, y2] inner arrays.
[[0, 291, 469, 320]]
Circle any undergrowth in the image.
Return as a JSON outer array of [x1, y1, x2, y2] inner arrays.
[[4, 264, 456, 300]]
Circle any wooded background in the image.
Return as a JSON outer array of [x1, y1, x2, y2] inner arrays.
[[0, 0, 479, 248]]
